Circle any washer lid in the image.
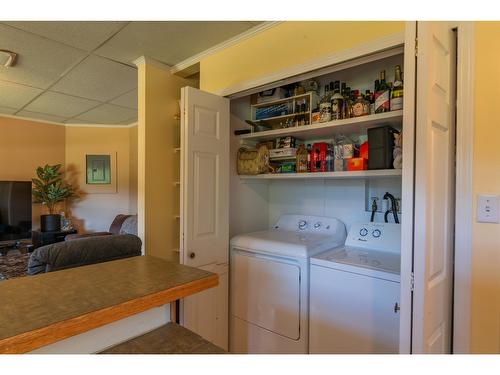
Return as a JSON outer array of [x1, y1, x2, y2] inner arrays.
[[311, 246, 401, 276], [230, 229, 345, 258]]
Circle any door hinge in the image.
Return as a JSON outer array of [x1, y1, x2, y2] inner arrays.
[[410, 272, 415, 291], [415, 38, 418, 57]]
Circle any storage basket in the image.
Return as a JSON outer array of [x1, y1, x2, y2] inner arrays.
[[237, 145, 270, 175]]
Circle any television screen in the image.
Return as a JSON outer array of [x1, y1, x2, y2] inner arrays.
[[0, 181, 32, 243]]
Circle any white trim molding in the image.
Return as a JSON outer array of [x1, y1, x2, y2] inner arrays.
[[452, 21, 475, 354], [133, 55, 172, 71], [170, 22, 283, 76], [215, 31, 405, 98], [0, 113, 137, 128]]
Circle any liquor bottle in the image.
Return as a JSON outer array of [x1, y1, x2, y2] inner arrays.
[[344, 86, 353, 119], [363, 90, 372, 115], [319, 84, 332, 122], [375, 70, 390, 113], [390, 65, 404, 111], [352, 93, 368, 117], [331, 81, 343, 120]]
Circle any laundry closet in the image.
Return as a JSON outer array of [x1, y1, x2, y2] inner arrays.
[[176, 22, 457, 354]]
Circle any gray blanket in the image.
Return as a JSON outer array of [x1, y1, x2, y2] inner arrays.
[[27, 234, 142, 275]]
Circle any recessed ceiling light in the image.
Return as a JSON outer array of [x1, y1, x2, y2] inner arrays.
[[0, 50, 18, 67]]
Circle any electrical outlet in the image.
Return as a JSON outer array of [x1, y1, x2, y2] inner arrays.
[[477, 195, 499, 223]]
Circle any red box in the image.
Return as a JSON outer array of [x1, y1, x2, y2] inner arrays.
[[310, 142, 328, 172], [359, 141, 368, 160], [347, 157, 368, 171]]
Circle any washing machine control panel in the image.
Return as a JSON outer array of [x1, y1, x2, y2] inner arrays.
[[347, 222, 401, 253], [274, 215, 346, 237]]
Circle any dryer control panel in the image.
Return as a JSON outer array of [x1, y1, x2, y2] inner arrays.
[[274, 214, 346, 237], [346, 222, 401, 253]]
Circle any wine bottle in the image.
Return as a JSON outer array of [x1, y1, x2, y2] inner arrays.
[[390, 65, 404, 111], [375, 70, 390, 113]]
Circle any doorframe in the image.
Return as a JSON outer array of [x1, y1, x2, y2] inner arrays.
[[450, 21, 475, 354], [211, 22, 475, 353]]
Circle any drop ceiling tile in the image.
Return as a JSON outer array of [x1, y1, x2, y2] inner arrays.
[[115, 116, 138, 125], [94, 21, 257, 66], [24, 91, 101, 118], [16, 110, 68, 124], [0, 106, 18, 115], [0, 80, 43, 108], [4, 21, 128, 52], [0, 24, 87, 89], [70, 103, 137, 124], [109, 89, 137, 109], [51, 55, 137, 102]]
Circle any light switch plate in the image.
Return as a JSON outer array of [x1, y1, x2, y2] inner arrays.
[[477, 194, 499, 223]]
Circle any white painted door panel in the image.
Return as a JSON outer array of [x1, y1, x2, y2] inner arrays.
[[309, 265, 400, 353], [180, 86, 230, 349], [181, 86, 230, 267], [181, 263, 229, 350], [413, 22, 456, 353]]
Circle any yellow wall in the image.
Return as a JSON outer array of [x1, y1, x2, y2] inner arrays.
[[65, 126, 136, 233], [0, 116, 66, 229], [470, 22, 500, 354], [137, 61, 187, 260], [200, 21, 405, 93], [129, 125, 138, 214]]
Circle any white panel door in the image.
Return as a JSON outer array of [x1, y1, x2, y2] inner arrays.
[[180, 86, 230, 267], [181, 263, 229, 350], [412, 22, 456, 353]]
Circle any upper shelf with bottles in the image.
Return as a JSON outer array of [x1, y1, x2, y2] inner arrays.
[[234, 51, 405, 142]]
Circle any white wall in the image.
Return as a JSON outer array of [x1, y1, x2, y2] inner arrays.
[[268, 179, 402, 232]]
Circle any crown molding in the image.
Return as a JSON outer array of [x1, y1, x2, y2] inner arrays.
[[170, 21, 283, 76], [133, 56, 172, 72], [0, 113, 137, 128]]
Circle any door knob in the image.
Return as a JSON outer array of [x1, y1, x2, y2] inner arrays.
[[394, 302, 400, 313], [189, 252, 196, 259]]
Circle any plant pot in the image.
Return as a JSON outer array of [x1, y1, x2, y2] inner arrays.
[[41, 214, 61, 232]]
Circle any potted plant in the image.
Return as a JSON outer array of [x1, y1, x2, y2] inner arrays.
[[32, 164, 75, 232]]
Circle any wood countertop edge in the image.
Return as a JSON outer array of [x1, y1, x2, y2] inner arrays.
[[0, 273, 218, 354]]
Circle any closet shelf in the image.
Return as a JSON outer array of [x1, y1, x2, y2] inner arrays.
[[238, 110, 403, 142], [239, 169, 402, 181]]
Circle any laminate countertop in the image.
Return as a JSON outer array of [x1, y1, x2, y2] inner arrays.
[[0, 256, 218, 354]]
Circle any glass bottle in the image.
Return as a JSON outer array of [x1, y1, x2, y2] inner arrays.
[[331, 80, 343, 120], [296, 144, 308, 173], [390, 65, 404, 111], [375, 70, 390, 113], [319, 84, 332, 122], [352, 93, 368, 117]]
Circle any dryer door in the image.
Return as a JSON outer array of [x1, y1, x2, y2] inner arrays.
[[231, 249, 301, 340]]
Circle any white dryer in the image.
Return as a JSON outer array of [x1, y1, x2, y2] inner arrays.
[[229, 215, 346, 354], [309, 222, 401, 354]]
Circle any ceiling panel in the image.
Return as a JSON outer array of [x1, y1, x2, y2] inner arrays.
[[0, 106, 18, 115], [4, 21, 128, 52], [0, 80, 43, 108], [16, 110, 68, 123], [115, 116, 138, 125], [51, 55, 137, 102], [69, 103, 137, 124], [23, 91, 102, 118], [109, 89, 137, 109], [0, 23, 87, 89], [94, 21, 257, 66]]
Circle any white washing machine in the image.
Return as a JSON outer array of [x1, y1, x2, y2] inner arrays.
[[309, 222, 401, 354], [229, 215, 346, 354]]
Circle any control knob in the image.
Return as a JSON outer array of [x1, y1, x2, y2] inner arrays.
[[359, 228, 368, 236], [372, 229, 382, 238]]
